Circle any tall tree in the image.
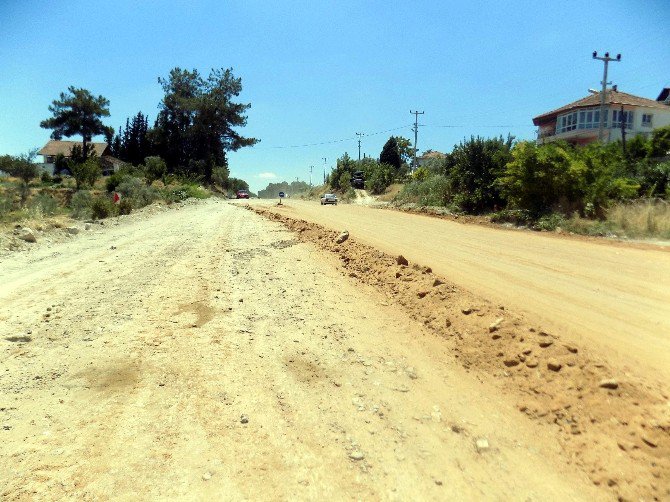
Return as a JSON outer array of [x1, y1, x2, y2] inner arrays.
[[40, 86, 113, 160], [152, 67, 258, 182], [379, 136, 402, 171]]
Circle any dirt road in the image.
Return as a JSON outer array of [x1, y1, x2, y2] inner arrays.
[[1, 199, 612, 500], [1, 198, 667, 500], [255, 199, 670, 383]]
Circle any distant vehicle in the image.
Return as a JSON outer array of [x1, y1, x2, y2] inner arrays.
[[278, 191, 286, 198], [351, 170, 365, 189], [320, 193, 338, 205], [236, 190, 250, 199]]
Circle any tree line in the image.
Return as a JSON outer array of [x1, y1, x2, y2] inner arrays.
[[36, 67, 257, 187]]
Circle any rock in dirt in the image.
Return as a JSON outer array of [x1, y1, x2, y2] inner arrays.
[[84, 223, 92, 230], [202, 472, 212, 480], [503, 358, 519, 367], [489, 318, 504, 333], [349, 450, 365, 461], [240, 414, 249, 424], [432, 278, 444, 287], [396, 255, 409, 266], [335, 231, 349, 244], [599, 379, 619, 390], [547, 359, 562, 372], [17, 227, 36, 243], [476, 438, 490, 452], [539, 340, 554, 348], [66, 226, 80, 235]]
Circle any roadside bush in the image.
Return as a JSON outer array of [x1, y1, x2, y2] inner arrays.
[[40, 171, 53, 184], [70, 157, 101, 190], [106, 172, 129, 193], [70, 190, 93, 219], [533, 213, 565, 231], [143, 156, 167, 186], [396, 174, 452, 207], [0, 192, 14, 216], [163, 183, 210, 203], [28, 192, 58, 216], [490, 208, 533, 226], [90, 197, 117, 220], [117, 177, 160, 208], [606, 199, 670, 239], [118, 198, 133, 215], [367, 163, 396, 195]]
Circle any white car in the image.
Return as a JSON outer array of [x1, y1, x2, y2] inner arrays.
[[320, 193, 338, 205]]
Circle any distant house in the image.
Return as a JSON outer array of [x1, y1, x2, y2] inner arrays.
[[417, 150, 447, 167], [532, 87, 670, 145], [37, 140, 123, 175]]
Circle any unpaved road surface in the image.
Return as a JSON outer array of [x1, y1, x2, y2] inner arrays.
[[256, 199, 670, 383], [1, 199, 667, 500]]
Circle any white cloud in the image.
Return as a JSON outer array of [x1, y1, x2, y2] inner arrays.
[[255, 172, 277, 179]]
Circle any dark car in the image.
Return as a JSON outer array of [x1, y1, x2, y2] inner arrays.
[[236, 190, 250, 199]]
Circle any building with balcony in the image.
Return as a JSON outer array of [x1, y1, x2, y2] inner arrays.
[[532, 87, 670, 145]]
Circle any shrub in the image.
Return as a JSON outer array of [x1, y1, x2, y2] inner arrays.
[[40, 171, 53, 184], [396, 175, 452, 207], [490, 208, 533, 226], [163, 183, 210, 202], [143, 156, 167, 185], [534, 213, 565, 231], [118, 198, 132, 215], [28, 192, 58, 216], [367, 163, 396, 195], [70, 190, 93, 219], [117, 176, 160, 208], [90, 197, 116, 220], [70, 157, 101, 190], [106, 172, 129, 193]]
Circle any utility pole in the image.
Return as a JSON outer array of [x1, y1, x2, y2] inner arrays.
[[323, 157, 327, 184], [309, 165, 313, 186], [592, 51, 621, 143], [410, 110, 424, 171], [620, 104, 627, 156], [355, 132, 363, 161]]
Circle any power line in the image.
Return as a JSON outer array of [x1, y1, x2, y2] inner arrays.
[[251, 125, 412, 150]]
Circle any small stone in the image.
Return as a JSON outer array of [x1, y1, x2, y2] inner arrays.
[[240, 414, 249, 424], [65, 226, 80, 235], [84, 223, 92, 230], [396, 255, 408, 266], [539, 340, 553, 348], [417, 291, 429, 299], [335, 231, 349, 244], [435, 480, 443, 486], [503, 358, 519, 367], [476, 438, 489, 452], [349, 450, 365, 460], [565, 345, 578, 353], [461, 308, 473, 315], [525, 358, 539, 368], [488, 318, 504, 333], [432, 278, 444, 287], [405, 367, 418, 380], [17, 228, 36, 243], [547, 359, 562, 372], [202, 472, 212, 480], [599, 379, 619, 390]]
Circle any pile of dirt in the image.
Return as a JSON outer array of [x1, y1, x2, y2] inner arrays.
[[252, 206, 669, 501]]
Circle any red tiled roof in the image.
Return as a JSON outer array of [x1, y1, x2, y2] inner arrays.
[[533, 90, 670, 125]]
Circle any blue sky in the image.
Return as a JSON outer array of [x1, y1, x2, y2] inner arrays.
[[1, 0, 668, 192]]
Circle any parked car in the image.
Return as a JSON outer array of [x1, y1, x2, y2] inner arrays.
[[320, 193, 338, 205], [236, 190, 250, 199]]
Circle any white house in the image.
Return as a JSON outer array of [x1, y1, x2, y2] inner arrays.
[[533, 87, 670, 145]]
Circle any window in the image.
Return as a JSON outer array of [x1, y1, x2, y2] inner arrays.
[[642, 114, 653, 127], [611, 110, 633, 129], [556, 107, 603, 134]]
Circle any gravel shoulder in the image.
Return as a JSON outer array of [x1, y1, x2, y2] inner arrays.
[[0, 199, 607, 500]]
